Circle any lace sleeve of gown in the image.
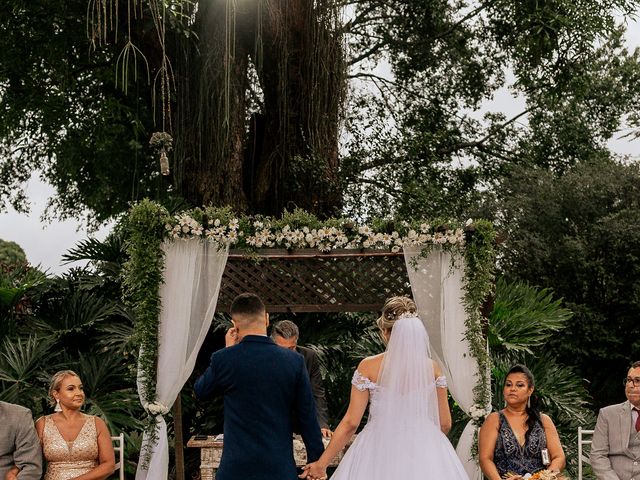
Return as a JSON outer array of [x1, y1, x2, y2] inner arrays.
[[435, 375, 447, 388], [351, 370, 376, 391]]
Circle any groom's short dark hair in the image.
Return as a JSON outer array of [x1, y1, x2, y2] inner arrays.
[[230, 293, 265, 319]]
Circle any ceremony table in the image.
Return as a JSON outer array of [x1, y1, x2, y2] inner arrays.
[[187, 434, 350, 480]]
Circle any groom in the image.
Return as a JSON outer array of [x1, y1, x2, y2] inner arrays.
[[194, 293, 324, 480]]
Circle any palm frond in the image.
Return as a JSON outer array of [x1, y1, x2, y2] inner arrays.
[[0, 335, 57, 411], [95, 320, 135, 354], [35, 290, 118, 336], [489, 278, 572, 353], [62, 234, 125, 265]]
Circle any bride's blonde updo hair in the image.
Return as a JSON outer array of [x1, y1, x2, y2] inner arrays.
[[376, 296, 417, 331]]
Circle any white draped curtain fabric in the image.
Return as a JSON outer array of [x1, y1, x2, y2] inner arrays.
[[136, 239, 229, 480], [403, 245, 488, 480]]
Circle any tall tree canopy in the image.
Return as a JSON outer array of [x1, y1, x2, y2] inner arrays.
[[491, 159, 640, 407], [1, 0, 639, 224]]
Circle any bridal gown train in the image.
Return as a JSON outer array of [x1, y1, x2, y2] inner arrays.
[[330, 316, 469, 480]]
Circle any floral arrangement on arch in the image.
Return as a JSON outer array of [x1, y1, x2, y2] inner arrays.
[[164, 206, 468, 252], [468, 404, 491, 425]]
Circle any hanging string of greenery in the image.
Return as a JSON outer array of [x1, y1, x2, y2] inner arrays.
[[122, 199, 171, 465]]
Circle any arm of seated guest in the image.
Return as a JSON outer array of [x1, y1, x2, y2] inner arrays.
[[541, 414, 565, 472], [479, 412, 509, 480]]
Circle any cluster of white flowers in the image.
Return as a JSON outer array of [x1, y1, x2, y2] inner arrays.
[[402, 226, 465, 247], [144, 401, 170, 416], [165, 216, 469, 251], [355, 226, 404, 252], [204, 217, 241, 246], [469, 404, 489, 421], [166, 215, 241, 247], [300, 226, 350, 252], [166, 214, 203, 238]]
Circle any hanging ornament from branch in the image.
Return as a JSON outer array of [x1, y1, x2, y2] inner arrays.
[[149, 132, 173, 176], [159, 149, 170, 175]]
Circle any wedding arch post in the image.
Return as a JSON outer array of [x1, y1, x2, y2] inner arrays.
[[403, 245, 491, 480], [135, 239, 229, 480]]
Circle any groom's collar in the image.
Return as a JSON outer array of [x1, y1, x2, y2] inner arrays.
[[240, 335, 274, 344]]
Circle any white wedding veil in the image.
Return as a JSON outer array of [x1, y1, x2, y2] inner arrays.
[[375, 313, 440, 431], [330, 313, 470, 479]]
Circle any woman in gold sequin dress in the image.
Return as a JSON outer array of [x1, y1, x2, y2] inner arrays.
[[35, 370, 115, 480]]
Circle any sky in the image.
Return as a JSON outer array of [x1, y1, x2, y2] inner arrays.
[[0, 178, 112, 274], [0, 15, 639, 275]]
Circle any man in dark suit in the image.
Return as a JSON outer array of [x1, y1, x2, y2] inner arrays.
[[271, 320, 332, 438], [194, 293, 324, 480], [591, 360, 640, 480]]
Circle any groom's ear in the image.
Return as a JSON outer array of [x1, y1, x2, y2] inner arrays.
[[265, 312, 270, 328]]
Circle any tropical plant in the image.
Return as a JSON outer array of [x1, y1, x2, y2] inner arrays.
[[489, 278, 573, 355], [0, 335, 55, 411], [0, 262, 48, 336]]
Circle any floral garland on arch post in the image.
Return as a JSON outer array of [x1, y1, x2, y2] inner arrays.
[[122, 200, 496, 464]]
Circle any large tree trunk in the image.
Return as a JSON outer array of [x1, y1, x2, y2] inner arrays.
[[172, 0, 251, 212], [172, 0, 344, 218]]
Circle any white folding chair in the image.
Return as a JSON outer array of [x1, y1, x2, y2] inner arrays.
[[111, 433, 125, 480], [578, 427, 594, 480]]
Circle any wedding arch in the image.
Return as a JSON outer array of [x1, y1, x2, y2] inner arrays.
[[123, 200, 496, 480]]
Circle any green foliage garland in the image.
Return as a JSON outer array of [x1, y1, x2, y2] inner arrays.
[[461, 220, 497, 420], [122, 199, 170, 465]]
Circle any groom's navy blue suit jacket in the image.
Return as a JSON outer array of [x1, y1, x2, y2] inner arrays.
[[194, 335, 324, 480]]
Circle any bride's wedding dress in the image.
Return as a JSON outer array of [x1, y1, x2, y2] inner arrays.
[[330, 315, 469, 479]]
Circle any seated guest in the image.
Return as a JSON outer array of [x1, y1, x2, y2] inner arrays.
[[0, 401, 42, 480], [591, 360, 640, 480], [271, 319, 332, 438], [479, 364, 565, 480], [35, 370, 115, 480]]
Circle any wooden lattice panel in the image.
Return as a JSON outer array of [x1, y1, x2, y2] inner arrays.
[[217, 249, 412, 313]]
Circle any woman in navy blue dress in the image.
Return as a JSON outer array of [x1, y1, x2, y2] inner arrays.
[[478, 365, 566, 480]]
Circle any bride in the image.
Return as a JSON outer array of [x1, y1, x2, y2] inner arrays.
[[300, 296, 469, 480]]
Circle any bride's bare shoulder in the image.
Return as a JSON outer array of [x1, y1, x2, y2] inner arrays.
[[358, 353, 384, 379]]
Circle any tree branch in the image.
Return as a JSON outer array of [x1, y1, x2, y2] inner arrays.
[[348, 41, 386, 66], [437, 108, 532, 155]]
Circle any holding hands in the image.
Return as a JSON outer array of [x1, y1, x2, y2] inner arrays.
[[299, 462, 328, 480]]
